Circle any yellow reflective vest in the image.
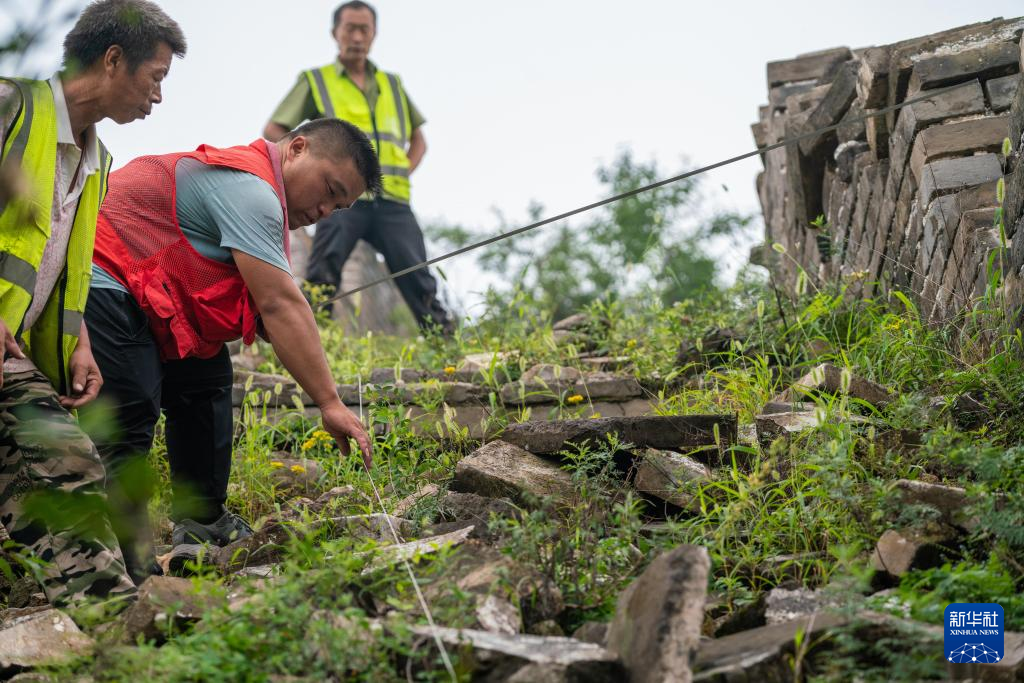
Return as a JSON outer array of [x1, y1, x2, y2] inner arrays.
[[0, 78, 110, 393], [305, 65, 412, 202]]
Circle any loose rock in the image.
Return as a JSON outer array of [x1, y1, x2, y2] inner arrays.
[[0, 609, 93, 674], [452, 441, 576, 506], [606, 545, 710, 683]]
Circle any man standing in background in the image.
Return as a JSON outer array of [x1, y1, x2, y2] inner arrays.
[[263, 0, 454, 334]]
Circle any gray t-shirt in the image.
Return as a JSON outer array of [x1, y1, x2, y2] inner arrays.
[[92, 157, 289, 292]]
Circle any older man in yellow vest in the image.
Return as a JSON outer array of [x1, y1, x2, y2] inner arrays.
[[0, 0, 185, 603], [264, 0, 453, 334]]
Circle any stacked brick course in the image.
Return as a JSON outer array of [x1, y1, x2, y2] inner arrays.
[[752, 18, 1024, 321]]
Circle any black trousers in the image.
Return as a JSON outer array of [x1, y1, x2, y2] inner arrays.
[[81, 288, 233, 574], [306, 198, 452, 331]]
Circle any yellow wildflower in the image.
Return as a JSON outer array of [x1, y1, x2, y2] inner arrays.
[[313, 430, 331, 441], [626, 339, 637, 348], [443, 366, 456, 375], [269, 461, 285, 469], [566, 394, 584, 405], [590, 412, 602, 419], [290, 464, 306, 474], [301, 439, 316, 451]]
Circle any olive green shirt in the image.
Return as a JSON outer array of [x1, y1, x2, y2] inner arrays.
[[269, 59, 425, 132]]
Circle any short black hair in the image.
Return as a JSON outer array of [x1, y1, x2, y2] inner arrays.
[[63, 0, 186, 73], [286, 119, 383, 199], [332, 1, 377, 30]]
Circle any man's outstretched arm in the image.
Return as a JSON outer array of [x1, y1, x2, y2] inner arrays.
[[233, 249, 373, 467]]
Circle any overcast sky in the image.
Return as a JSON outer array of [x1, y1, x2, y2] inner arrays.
[[5, 1, 1022, 309]]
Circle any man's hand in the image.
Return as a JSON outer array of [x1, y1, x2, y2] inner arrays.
[[0, 317, 26, 389], [320, 401, 373, 470], [60, 342, 103, 409]]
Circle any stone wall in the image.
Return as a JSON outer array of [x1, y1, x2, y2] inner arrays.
[[751, 18, 1024, 322]]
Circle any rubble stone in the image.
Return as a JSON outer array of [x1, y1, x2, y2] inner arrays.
[[410, 626, 623, 682], [500, 415, 737, 455], [120, 576, 220, 644], [452, 441, 575, 506], [633, 449, 710, 512], [0, 609, 93, 673], [606, 545, 709, 683], [776, 362, 891, 406], [870, 526, 958, 580]]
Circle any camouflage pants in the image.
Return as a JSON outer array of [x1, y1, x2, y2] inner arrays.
[[0, 369, 136, 604]]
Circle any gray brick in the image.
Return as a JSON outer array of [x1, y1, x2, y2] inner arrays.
[[767, 47, 852, 88], [907, 40, 1020, 94], [918, 153, 1002, 209], [909, 115, 1009, 184], [986, 73, 1020, 112], [798, 62, 860, 156]]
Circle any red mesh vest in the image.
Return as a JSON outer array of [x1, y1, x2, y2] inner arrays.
[[93, 139, 290, 361]]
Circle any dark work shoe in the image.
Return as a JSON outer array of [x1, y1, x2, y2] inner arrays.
[[166, 544, 207, 576], [172, 507, 253, 547]]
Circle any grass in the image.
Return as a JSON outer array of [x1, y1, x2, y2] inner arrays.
[[14, 269, 1024, 681]]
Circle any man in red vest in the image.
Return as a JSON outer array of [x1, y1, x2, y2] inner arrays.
[[81, 118, 381, 579]]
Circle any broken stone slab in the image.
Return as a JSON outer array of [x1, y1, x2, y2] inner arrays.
[[420, 540, 563, 629], [551, 313, 590, 331], [798, 61, 860, 156], [775, 362, 892, 407], [520, 364, 582, 384], [361, 525, 474, 574], [120, 576, 222, 644], [870, 525, 959, 581], [692, 613, 846, 681], [606, 545, 709, 683], [893, 479, 976, 531], [392, 483, 440, 518], [452, 441, 575, 506], [434, 491, 522, 541], [919, 153, 1003, 209], [759, 400, 816, 414], [474, 594, 522, 635], [0, 609, 93, 674], [755, 410, 821, 446], [500, 415, 738, 455], [409, 626, 623, 683], [907, 40, 1021, 94], [215, 514, 410, 572], [764, 588, 841, 625], [766, 47, 852, 88], [460, 351, 513, 375], [578, 356, 631, 372], [632, 449, 710, 512], [909, 115, 1009, 185]]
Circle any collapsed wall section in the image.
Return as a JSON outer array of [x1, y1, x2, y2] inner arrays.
[[751, 18, 1024, 322]]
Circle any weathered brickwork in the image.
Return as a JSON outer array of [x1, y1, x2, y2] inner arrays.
[[752, 18, 1024, 322]]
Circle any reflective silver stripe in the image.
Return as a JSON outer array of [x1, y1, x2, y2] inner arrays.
[[97, 141, 112, 198], [62, 309, 83, 336], [5, 79, 32, 164], [309, 69, 336, 119], [0, 250, 38, 293], [385, 72, 407, 147], [380, 165, 410, 178], [376, 132, 404, 146]]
